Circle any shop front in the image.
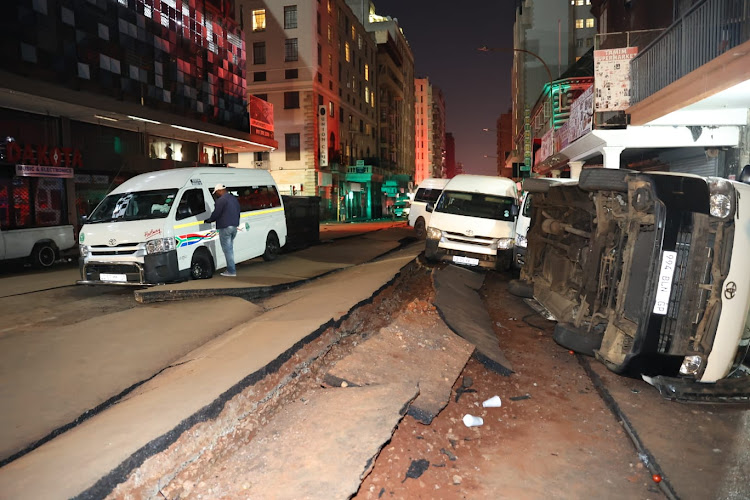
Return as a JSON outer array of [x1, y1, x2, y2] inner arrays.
[[341, 161, 383, 221]]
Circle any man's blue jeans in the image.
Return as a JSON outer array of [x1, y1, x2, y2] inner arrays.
[[218, 226, 238, 274]]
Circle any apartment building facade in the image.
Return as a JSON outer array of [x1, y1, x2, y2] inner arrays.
[[236, 0, 378, 219]]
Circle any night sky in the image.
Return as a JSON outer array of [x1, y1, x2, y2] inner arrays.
[[370, 0, 516, 176]]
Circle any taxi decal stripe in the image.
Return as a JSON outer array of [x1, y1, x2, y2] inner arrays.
[[172, 207, 283, 230], [175, 230, 217, 248]]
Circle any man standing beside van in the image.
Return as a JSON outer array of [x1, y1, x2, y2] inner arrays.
[[205, 184, 241, 277]]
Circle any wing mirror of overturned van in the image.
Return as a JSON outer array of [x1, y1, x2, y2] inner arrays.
[[426, 203, 434, 213], [739, 165, 750, 184]]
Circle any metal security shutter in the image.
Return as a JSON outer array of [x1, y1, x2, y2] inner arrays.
[[658, 149, 718, 177]]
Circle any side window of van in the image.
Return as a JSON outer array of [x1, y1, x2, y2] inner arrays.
[[176, 189, 207, 221], [415, 188, 442, 204], [235, 185, 282, 212]]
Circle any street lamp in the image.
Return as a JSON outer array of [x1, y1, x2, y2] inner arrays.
[[478, 46, 556, 175]]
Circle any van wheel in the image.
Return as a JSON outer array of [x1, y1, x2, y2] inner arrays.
[[508, 279, 534, 298], [190, 250, 214, 280], [552, 323, 603, 357], [414, 217, 426, 239], [263, 232, 280, 261], [579, 168, 633, 192], [31, 243, 57, 268]]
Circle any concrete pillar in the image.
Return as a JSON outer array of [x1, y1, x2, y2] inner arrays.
[[569, 161, 584, 180], [603, 146, 625, 169]]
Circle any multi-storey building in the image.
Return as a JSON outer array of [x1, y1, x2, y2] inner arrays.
[[346, 0, 416, 181], [509, 0, 596, 173], [236, 0, 378, 220], [414, 78, 432, 184], [444, 132, 457, 179], [0, 0, 274, 235], [431, 85, 447, 179], [495, 111, 513, 177]]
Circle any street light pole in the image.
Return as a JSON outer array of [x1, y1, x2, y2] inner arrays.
[[478, 45, 556, 176]]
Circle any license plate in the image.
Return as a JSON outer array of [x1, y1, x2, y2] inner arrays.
[[652, 251, 677, 315], [453, 255, 479, 266], [100, 273, 127, 282]]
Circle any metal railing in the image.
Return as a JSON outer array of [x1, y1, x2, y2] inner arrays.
[[631, 0, 750, 104]]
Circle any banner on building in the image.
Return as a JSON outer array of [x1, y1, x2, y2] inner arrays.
[[536, 128, 554, 166], [594, 47, 639, 111], [318, 105, 328, 168], [249, 95, 274, 139], [16, 164, 74, 178], [568, 84, 594, 143]]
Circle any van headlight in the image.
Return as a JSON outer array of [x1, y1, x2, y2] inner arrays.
[[80, 245, 89, 257], [491, 238, 515, 250], [707, 178, 735, 219], [146, 237, 176, 255], [427, 227, 443, 240], [515, 234, 527, 248], [679, 355, 702, 376]]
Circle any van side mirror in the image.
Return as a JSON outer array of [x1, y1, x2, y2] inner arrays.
[[80, 215, 88, 224], [426, 203, 434, 213], [740, 165, 750, 184]]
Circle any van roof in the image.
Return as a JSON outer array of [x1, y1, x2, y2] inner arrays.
[[417, 177, 450, 189], [110, 167, 275, 194], [443, 174, 517, 197]]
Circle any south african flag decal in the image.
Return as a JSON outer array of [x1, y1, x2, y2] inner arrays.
[[176, 230, 218, 248]]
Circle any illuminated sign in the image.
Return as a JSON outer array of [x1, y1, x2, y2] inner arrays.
[[319, 105, 328, 167], [4, 142, 83, 168], [523, 106, 531, 171]]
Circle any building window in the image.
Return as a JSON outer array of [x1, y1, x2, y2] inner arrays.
[[255, 93, 268, 101], [328, 54, 333, 75], [364, 63, 369, 81], [284, 91, 300, 109], [254, 71, 267, 81], [328, 24, 332, 44], [345, 42, 350, 62], [365, 86, 369, 104], [285, 38, 299, 61], [253, 42, 266, 64], [285, 68, 298, 79], [285, 133, 301, 161], [351, 25, 356, 40], [327, 0, 332, 13], [284, 5, 297, 29], [318, 44, 322, 66], [585, 18, 595, 28], [329, 101, 334, 116], [575, 19, 584, 29], [252, 9, 266, 31]]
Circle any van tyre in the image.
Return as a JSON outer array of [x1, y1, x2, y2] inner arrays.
[[552, 322, 603, 357], [263, 232, 280, 261], [190, 250, 214, 280], [578, 168, 633, 192], [31, 242, 57, 268], [508, 279, 534, 298], [414, 217, 426, 239]]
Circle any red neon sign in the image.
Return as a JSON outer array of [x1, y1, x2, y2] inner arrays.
[[5, 142, 83, 168]]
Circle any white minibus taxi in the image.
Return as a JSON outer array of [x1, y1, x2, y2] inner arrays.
[[424, 174, 518, 270], [78, 167, 287, 285], [408, 178, 449, 238]]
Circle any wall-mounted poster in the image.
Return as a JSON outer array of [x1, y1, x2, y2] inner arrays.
[[594, 47, 639, 111]]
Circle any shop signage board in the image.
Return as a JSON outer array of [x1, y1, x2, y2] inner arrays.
[[594, 47, 639, 111], [318, 105, 328, 167], [560, 84, 594, 150], [249, 95, 275, 140], [16, 164, 74, 178], [536, 128, 554, 166], [4, 142, 83, 168]]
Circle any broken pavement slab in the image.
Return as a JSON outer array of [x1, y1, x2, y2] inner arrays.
[[177, 383, 419, 499], [324, 304, 475, 424], [432, 265, 513, 375]]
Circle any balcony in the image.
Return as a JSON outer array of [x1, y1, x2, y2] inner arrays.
[[631, 0, 750, 105]]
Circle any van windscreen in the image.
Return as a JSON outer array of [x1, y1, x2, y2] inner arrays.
[[435, 191, 516, 222], [87, 189, 178, 223]]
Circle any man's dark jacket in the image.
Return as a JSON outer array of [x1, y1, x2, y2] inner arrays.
[[206, 193, 240, 228]]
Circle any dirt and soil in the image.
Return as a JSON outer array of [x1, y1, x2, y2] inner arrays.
[[109, 262, 662, 499]]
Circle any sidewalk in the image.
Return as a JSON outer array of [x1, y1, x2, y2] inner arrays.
[[0, 243, 424, 499]]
